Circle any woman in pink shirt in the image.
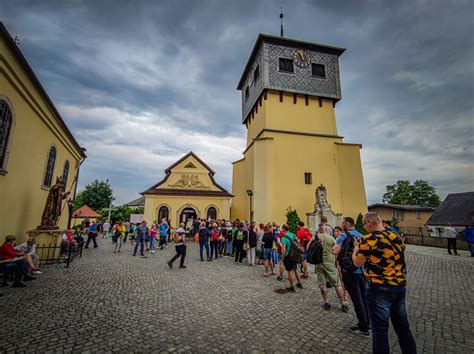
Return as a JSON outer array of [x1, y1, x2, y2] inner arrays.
[[149, 223, 158, 254]]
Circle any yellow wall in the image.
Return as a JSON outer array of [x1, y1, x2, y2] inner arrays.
[[0, 34, 83, 243], [144, 195, 231, 228], [231, 90, 366, 225], [369, 206, 433, 236]]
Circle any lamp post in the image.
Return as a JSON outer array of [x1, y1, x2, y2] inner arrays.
[[246, 189, 253, 223], [67, 198, 74, 229]]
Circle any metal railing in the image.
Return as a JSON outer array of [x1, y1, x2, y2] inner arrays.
[[36, 241, 83, 268]]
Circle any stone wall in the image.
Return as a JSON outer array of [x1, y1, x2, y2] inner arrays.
[[404, 235, 469, 250]]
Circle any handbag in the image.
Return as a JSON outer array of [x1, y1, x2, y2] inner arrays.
[[194, 233, 199, 243]]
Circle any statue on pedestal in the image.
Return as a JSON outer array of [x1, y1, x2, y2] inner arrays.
[[37, 176, 70, 230], [306, 184, 342, 233]]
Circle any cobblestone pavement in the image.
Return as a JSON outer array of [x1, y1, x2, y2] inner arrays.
[[1, 239, 473, 353]]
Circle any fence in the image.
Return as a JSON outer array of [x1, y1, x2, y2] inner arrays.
[[404, 235, 469, 250], [36, 241, 83, 268]]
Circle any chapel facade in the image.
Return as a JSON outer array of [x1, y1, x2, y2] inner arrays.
[[231, 34, 367, 224], [142, 152, 232, 228]]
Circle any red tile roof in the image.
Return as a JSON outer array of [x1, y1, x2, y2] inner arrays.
[[72, 205, 102, 218]]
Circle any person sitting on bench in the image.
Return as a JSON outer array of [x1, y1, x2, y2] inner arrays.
[[0, 235, 39, 287]]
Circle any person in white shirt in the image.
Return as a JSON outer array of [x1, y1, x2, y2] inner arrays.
[[444, 224, 459, 255], [102, 221, 111, 239]]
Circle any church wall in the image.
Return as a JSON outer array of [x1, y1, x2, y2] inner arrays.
[[265, 91, 338, 136], [0, 35, 83, 243], [336, 143, 368, 220], [144, 195, 230, 228], [230, 159, 247, 221], [261, 131, 346, 225]]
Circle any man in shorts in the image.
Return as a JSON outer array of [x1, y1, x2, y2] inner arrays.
[[313, 224, 348, 311]]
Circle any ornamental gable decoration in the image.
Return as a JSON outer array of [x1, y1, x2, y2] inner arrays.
[[142, 152, 232, 197]]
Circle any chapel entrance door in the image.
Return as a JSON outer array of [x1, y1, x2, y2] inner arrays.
[[180, 207, 197, 225]]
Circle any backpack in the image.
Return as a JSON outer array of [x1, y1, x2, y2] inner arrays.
[[307, 234, 323, 265], [236, 230, 244, 241], [338, 231, 358, 272], [283, 235, 304, 264], [212, 229, 219, 241]]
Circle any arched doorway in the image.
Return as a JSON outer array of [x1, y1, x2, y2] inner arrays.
[[180, 207, 197, 224], [207, 207, 217, 220], [157, 205, 169, 223]]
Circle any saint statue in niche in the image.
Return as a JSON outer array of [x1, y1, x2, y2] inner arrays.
[[316, 184, 331, 211]]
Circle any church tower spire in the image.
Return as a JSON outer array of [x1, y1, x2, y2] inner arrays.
[[280, 7, 284, 37]]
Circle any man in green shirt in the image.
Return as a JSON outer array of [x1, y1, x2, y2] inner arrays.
[[280, 224, 303, 293]]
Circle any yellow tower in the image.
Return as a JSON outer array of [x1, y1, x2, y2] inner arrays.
[[231, 34, 367, 225]]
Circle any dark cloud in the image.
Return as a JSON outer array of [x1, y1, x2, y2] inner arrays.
[[1, 0, 472, 204]]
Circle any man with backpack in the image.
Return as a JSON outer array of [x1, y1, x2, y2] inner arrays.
[[333, 217, 370, 336], [297, 221, 312, 278], [233, 222, 248, 264], [279, 224, 303, 293], [309, 224, 348, 310]]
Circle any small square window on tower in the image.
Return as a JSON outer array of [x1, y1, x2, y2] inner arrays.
[[304, 172, 312, 185], [312, 63, 326, 78], [279, 58, 294, 73]]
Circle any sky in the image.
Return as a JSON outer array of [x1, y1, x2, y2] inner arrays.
[[1, 0, 473, 205]]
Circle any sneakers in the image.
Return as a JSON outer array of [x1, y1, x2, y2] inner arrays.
[[296, 283, 303, 289], [349, 326, 370, 336], [323, 302, 331, 310], [167, 261, 172, 269], [286, 287, 296, 293], [277, 276, 283, 281], [31, 270, 42, 275], [342, 304, 349, 313], [179, 265, 187, 269], [151, 250, 155, 254], [23, 275, 36, 281]]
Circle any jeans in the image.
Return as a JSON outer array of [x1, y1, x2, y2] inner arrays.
[[342, 272, 370, 332], [199, 241, 210, 260], [447, 238, 458, 254], [133, 238, 145, 256], [169, 245, 186, 267], [210, 241, 219, 259], [150, 238, 155, 250], [468, 242, 474, 256], [114, 237, 124, 252], [234, 243, 244, 263], [226, 240, 233, 255], [367, 285, 417, 354], [248, 247, 256, 265], [273, 250, 280, 265]]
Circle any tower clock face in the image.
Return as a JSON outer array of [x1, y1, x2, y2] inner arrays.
[[293, 49, 311, 68]]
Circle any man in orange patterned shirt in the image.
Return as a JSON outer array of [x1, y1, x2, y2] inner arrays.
[[352, 212, 417, 354]]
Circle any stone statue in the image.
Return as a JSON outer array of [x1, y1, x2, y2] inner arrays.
[[170, 175, 189, 188], [38, 176, 70, 229], [316, 184, 331, 212], [190, 175, 209, 188]]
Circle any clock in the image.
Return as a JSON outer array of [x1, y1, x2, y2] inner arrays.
[[293, 49, 311, 68]]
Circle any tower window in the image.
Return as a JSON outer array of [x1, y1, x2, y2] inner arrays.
[[312, 63, 326, 78], [279, 58, 294, 73], [304, 173, 312, 185], [253, 65, 260, 83], [245, 86, 249, 101]]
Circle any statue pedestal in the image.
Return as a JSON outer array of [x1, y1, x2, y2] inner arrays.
[[27, 229, 64, 261]]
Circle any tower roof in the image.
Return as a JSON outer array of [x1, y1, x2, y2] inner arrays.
[[237, 33, 345, 90]]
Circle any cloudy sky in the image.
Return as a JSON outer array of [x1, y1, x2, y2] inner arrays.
[[2, 0, 473, 205]]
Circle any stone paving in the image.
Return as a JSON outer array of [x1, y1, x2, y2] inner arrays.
[[0, 238, 473, 353]]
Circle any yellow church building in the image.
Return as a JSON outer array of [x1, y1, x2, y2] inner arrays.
[[231, 34, 367, 226], [0, 23, 86, 243], [142, 152, 232, 228]]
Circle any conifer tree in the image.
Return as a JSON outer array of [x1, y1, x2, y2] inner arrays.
[[286, 207, 301, 234]]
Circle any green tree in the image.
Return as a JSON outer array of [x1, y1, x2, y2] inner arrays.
[[73, 179, 114, 211], [286, 207, 301, 234], [382, 180, 441, 207], [103, 206, 135, 225], [355, 213, 368, 235]]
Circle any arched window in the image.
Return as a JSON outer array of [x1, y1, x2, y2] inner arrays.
[[0, 100, 13, 171], [63, 160, 70, 185], [207, 207, 217, 220], [43, 146, 57, 187], [158, 206, 169, 223]]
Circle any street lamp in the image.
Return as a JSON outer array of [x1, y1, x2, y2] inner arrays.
[[246, 190, 253, 222], [67, 198, 74, 229]]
